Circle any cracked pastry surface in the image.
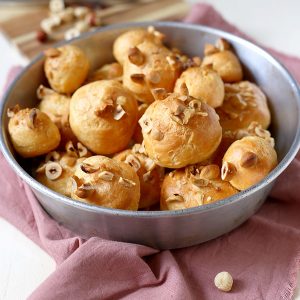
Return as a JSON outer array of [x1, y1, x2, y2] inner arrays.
[[71, 155, 140, 210], [161, 164, 238, 210], [221, 136, 277, 190], [69, 80, 138, 155], [44, 45, 89, 94], [139, 92, 222, 168], [113, 144, 164, 209], [216, 81, 271, 131], [8, 106, 61, 158]]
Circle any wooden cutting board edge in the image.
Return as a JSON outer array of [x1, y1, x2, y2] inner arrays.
[[0, 0, 190, 59]]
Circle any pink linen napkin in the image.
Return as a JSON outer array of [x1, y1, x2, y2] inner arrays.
[[1, 4, 300, 300]]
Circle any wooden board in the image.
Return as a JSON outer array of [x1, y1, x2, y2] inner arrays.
[[0, 0, 189, 59]]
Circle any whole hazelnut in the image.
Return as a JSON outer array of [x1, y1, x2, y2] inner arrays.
[[214, 271, 233, 292]]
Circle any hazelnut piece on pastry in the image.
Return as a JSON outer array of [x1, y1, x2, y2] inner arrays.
[[71, 155, 140, 210], [35, 143, 90, 196], [202, 38, 243, 83], [37, 85, 77, 146], [69, 80, 138, 155], [216, 81, 271, 131], [113, 27, 164, 65], [174, 65, 225, 108], [221, 136, 277, 190], [123, 40, 181, 103], [8, 106, 60, 158], [160, 164, 238, 210], [114, 145, 164, 209], [139, 93, 222, 168], [44, 45, 89, 94]]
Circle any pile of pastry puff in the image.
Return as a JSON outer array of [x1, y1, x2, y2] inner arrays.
[[7, 26, 277, 211]]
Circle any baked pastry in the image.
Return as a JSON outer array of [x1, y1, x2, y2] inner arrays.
[[71, 155, 140, 210], [132, 103, 149, 144], [44, 45, 89, 94], [174, 65, 224, 108], [202, 38, 243, 83], [234, 122, 274, 146], [37, 85, 77, 146], [69, 80, 138, 154], [113, 144, 164, 208], [7, 106, 60, 158], [113, 27, 164, 65], [216, 81, 271, 131], [212, 121, 275, 166], [123, 40, 181, 103], [139, 92, 222, 168], [87, 62, 123, 83], [221, 136, 277, 190], [35, 142, 90, 196], [161, 164, 238, 210]]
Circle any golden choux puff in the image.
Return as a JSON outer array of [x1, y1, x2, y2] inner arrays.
[[71, 155, 140, 210], [139, 93, 222, 168], [113, 26, 164, 65], [69, 80, 138, 154], [216, 81, 271, 131], [132, 103, 149, 144], [123, 40, 181, 103], [221, 136, 278, 190], [160, 164, 238, 210], [37, 85, 77, 146], [211, 122, 275, 166], [233, 121, 275, 147], [202, 38, 243, 83], [87, 62, 123, 83], [7, 106, 60, 158], [113, 144, 164, 209], [44, 45, 89, 94], [174, 65, 224, 108], [35, 142, 90, 196]]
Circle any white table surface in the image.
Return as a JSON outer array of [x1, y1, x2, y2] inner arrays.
[[0, 0, 300, 299]]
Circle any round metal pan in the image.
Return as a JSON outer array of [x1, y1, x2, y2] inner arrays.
[[1, 22, 300, 249]]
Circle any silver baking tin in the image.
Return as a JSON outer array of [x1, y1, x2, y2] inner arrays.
[[1, 22, 300, 249]]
